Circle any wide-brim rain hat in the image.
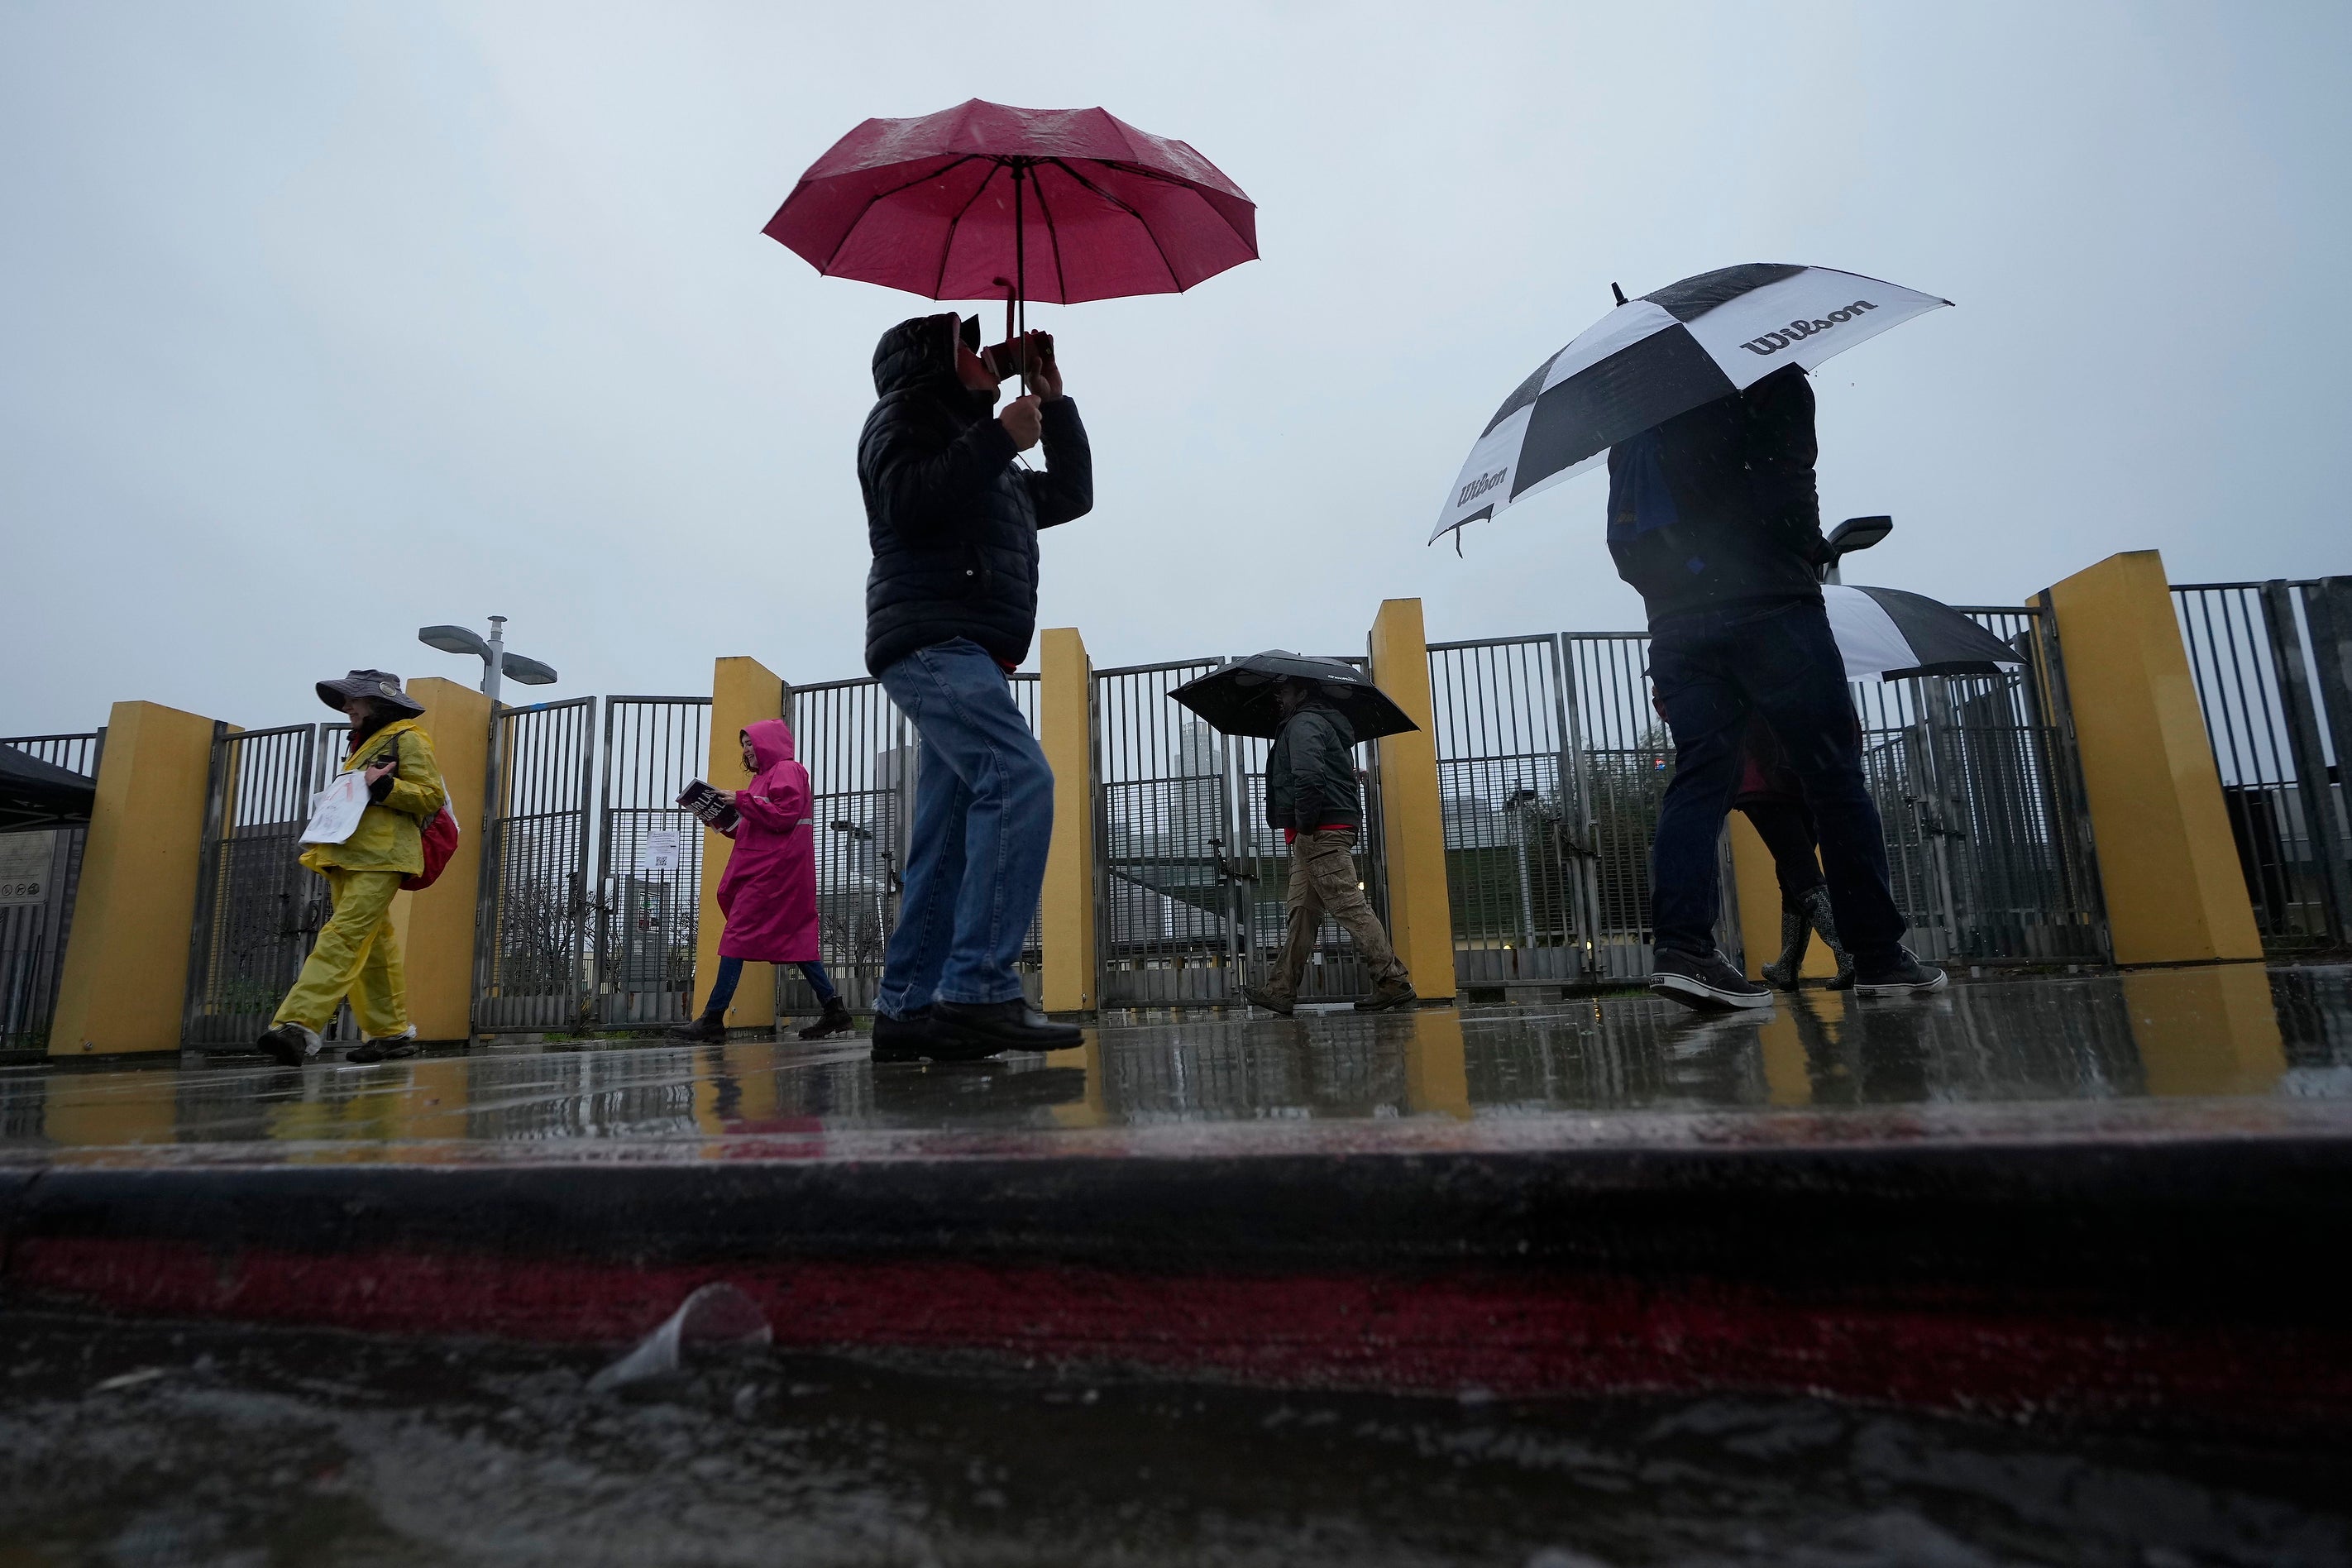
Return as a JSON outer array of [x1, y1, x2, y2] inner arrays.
[[315, 668, 425, 716]]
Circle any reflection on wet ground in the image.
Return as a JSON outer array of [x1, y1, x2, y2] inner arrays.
[[6, 965, 2350, 1161], [4, 1310, 2346, 1567]]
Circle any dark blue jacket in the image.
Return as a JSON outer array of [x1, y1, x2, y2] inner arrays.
[[1605, 363, 1826, 625], [858, 314, 1092, 676]]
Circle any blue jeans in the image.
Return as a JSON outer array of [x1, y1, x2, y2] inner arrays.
[[875, 638, 1054, 1014], [1647, 598, 1906, 964], [704, 954, 835, 1016]]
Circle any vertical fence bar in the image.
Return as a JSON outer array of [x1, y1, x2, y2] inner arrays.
[[2260, 581, 2350, 939]]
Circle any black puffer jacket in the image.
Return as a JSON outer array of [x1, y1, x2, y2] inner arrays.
[[1604, 363, 1827, 625], [1265, 699, 1363, 835], [858, 314, 1093, 676]]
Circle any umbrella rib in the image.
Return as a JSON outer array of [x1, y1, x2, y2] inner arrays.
[[1046, 158, 1183, 292], [818, 154, 985, 273], [1027, 165, 1070, 303], [933, 157, 1007, 300]]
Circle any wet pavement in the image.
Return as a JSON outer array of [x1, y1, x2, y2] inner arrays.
[[5, 964, 2350, 1167], [5, 1309, 2350, 1567]]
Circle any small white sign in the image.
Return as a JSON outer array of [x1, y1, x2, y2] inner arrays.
[[0, 832, 54, 908], [641, 828, 683, 875]]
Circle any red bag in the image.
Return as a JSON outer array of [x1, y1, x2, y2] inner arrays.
[[387, 733, 462, 892], [404, 804, 461, 892]]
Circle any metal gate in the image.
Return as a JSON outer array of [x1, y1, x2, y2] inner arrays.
[[592, 696, 710, 1030], [1093, 655, 1389, 1011], [779, 673, 1044, 1018], [474, 696, 596, 1033], [1, 731, 101, 1052], [183, 723, 327, 1048], [1851, 610, 2104, 964], [2173, 579, 2352, 948], [1428, 637, 1588, 990], [1563, 633, 1677, 980]]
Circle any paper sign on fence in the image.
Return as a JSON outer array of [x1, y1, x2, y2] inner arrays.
[[300, 771, 370, 845]]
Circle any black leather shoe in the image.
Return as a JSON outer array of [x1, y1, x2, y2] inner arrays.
[[870, 1006, 935, 1064], [931, 999, 1083, 1054]]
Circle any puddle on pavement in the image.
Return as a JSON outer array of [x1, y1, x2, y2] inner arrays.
[[2, 1311, 2346, 1566]]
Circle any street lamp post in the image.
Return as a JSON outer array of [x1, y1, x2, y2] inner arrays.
[[417, 618, 559, 706]]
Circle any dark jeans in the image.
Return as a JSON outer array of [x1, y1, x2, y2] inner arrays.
[[704, 954, 836, 1017], [1649, 598, 1905, 963], [875, 638, 1055, 1014], [1740, 799, 1825, 901]]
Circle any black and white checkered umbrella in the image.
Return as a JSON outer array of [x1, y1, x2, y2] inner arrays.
[[1825, 586, 2022, 681], [1432, 264, 1951, 548]]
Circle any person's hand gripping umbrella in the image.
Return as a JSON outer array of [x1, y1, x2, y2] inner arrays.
[[765, 98, 1259, 391]]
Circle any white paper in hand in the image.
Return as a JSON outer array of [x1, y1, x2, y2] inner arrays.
[[300, 770, 371, 845]]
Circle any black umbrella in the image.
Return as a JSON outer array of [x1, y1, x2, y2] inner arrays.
[[1, 745, 97, 834], [1169, 653, 1418, 742]]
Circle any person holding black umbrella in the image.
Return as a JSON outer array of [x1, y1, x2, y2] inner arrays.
[[1609, 365, 1944, 1009], [1241, 677, 1417, 1017]]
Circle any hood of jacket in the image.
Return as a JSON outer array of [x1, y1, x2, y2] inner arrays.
[[743, 719, 796, 773], [872, 313, 999, 412]]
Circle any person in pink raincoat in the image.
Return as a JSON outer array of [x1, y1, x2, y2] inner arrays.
[[671, 719, 854, 1042]]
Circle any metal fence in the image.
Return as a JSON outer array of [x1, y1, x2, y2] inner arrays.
[[2172, 580, 2352, 946], [474, 697, 596, 1033], [1, 731, 100, 1052], [593, 697, 710, 1030], [183, 724, 330, 1048], [1093, 655, 1389, 1011], [779, 672, 1043, 1018]]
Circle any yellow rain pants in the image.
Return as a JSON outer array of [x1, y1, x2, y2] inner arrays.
[[271, 868, 409, 1037]]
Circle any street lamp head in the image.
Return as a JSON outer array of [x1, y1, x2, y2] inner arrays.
[[418, 624, 490, 658], [1825, 515, 1895, 558], [501, 653, 559, 686]]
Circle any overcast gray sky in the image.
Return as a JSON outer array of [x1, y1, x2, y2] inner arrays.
[[3, 1, 2346, 735]]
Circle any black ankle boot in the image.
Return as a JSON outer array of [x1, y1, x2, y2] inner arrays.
[[667, 1012, 726, 1044], [797, 997, 855, 1040]]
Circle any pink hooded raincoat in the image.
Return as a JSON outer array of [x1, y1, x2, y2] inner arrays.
[[715, 719, 821, 962]]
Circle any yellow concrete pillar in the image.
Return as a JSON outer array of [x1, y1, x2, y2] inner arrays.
[[1728, 815, 1835, 981], [1040, 628, 1097, 1014], [49, 701, 221, 1055], [383, 677, 490, 1044], [692, 657, 786, 1028], [2039, 551, 2262, 964], [1366, 598, 1456, 1001]]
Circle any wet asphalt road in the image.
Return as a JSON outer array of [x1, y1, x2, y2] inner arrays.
[[4, 1311, 2350, 1567]]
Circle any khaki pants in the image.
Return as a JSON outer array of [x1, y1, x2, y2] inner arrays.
[[272, 868, 409, 1037], [1266, 829, 1408, 999]]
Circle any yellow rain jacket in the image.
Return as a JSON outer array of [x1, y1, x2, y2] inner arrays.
[[300, 718, 447, 877]]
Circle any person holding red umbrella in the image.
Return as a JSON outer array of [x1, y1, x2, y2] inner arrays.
[[856, 313, 1089, 1061], [766, 99, 1257, 1061]]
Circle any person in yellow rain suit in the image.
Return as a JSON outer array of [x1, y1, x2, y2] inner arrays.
[[255, 669, 447, 1068]]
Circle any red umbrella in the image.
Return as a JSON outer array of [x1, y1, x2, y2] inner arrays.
[[764, 98, 1257, 334]]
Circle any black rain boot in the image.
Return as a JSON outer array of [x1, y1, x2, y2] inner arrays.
[[797, 997, 855, 1040], [1805, 887, 1857, 989], [667, 1010, 727, 1044], [1759, 897, 1811, 990]]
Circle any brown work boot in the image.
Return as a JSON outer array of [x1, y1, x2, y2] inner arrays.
[[1242, 984, 1296, 1017], [1355, 976, 1417, 1012]]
